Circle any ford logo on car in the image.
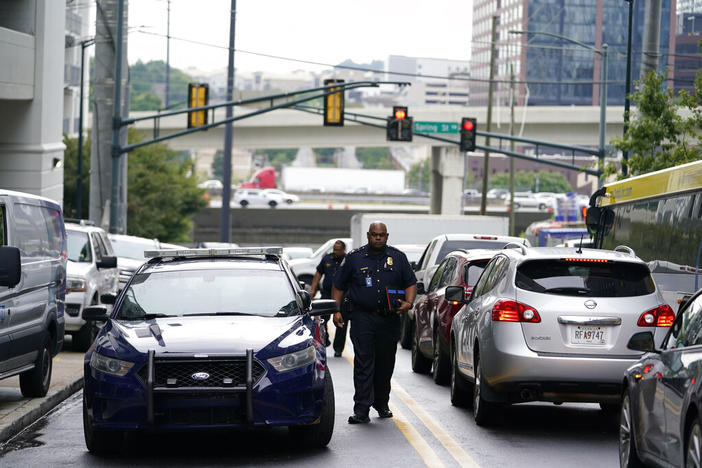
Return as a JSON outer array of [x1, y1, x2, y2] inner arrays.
[[191, 372, 210, 381]]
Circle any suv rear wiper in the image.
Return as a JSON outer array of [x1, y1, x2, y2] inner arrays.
[[180, 312, 252, 317], [542, 287, 591, 295]]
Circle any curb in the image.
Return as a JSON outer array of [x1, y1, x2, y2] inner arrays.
[[0, 377, 84, 444]]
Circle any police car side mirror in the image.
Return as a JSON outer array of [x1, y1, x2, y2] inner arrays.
[[309, 299, 338, 316], [298, 290, 311, 309]]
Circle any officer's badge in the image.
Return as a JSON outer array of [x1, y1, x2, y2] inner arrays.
[[387, 257, 393, 266]]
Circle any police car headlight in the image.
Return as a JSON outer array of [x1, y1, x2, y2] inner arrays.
[[67, 277, 87, 293], [267, 345, 315, 372], [90, 352, 135, 377]]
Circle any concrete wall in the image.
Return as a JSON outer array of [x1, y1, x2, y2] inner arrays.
[[0, 0, 66, 204], [193, 208, 553, 246]]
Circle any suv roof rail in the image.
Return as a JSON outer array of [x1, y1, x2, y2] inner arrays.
[[145, 247, 283, 260], [614, 245, 636, 257], [65, 218, 96, 226], [503, 242, 528, 255]]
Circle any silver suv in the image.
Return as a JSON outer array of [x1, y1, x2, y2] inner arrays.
[[447, 245, 673, 426]]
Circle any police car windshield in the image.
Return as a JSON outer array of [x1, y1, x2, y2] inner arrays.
[[117, 269, 300, 319]]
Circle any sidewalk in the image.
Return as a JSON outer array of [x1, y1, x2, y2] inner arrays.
[[0, 349, 84, 443]]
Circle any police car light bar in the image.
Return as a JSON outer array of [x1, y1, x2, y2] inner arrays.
[[144, 247, 284, 259]]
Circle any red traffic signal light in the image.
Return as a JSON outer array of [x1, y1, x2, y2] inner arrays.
[[463, 120, 474, 131], [460, 117, 477, 152], [387, 106, 412, 142], [394, 109, 406, 120]]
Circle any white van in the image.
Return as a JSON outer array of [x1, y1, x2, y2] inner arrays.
[[0, 190, 66, 397]]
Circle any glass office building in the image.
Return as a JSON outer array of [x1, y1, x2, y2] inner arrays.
[[471, 0, 676, 106]]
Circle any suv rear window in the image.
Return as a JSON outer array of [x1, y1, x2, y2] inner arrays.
[[434, 240, 511, 265], [516, 260, 655, 297]]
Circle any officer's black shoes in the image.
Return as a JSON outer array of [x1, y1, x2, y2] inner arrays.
[[376, 408, 393, 419], [334, 351, 342, 357], [348, 413, 370, 424]]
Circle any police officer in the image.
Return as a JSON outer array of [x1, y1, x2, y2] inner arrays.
[[332, 222, 417, 424], [309, 240, 347, 354]]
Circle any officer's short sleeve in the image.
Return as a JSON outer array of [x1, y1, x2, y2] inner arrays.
[[398, 253, 417, 287], [333, 256, 352, 291], [315, 256, 325, 275]]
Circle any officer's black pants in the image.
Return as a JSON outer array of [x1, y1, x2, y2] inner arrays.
[[349, 310, 400, 416], [321, 291, 347, 354]]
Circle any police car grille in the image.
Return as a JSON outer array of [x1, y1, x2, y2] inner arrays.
[[153, 358, 265, 388]]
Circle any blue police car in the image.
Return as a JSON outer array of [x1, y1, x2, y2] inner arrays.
[[81, 247, 337, 453]]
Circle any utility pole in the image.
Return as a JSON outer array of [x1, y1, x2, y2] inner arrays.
[[622, 0, 634, 176], [76, 38, 95, 219], [480, 15, 498, 215], [641, 0, 662, 79], [165, 0, 171, 108], [509, 64, 516, 236], [91, 0, 128, 231], [220, 0, 236, 242]]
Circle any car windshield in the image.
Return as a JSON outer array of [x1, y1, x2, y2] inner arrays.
[[116, 269, 300, 319], [66, 231, 92, 263], [111, 239, 154, 260], [434, 240, 511, 265], [515, 260, 656, 297]]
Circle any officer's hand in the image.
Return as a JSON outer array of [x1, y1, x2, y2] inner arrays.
[[396, 300, 412, 314], [333, 312, 344, 328]]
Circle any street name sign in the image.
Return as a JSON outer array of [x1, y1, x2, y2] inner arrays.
[[413, 121, 459, 134]]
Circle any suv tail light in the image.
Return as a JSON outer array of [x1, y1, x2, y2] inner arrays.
[[637, 305, 675, 327], [491, 300, 541, 323]]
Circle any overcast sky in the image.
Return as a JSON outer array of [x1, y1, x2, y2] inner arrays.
[[124, 0, 474, 73]]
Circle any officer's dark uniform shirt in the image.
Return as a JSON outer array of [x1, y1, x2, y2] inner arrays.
[[316, 253, 345, 296], [334, 244, 416, 311]]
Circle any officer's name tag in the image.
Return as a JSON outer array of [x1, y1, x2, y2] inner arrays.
[[365, 277, 372, 287]]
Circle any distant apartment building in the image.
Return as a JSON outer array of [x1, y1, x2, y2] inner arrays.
[[64, 1, 91, 137], [675, 7, 702, 95], [386, 55, 470, 107], [471, 0, 676, 107], [0, 0, 66, 202]]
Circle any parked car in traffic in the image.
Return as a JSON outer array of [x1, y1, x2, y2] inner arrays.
[[65, 222, 118, 351], [0, 190, 66, 397], [288, 237, 352, 288], [108, 234, 185, 290], [619, 287, 702, 468], [81, 247, 337, 453], [234, 188, 296, 207], [448, 245, 673, 426], [504, 192, 551, 210], [282, 247, 314, 262], [197, 179, 223, 191], [404, 234, 529, 349], [410, 249, 497, 385]]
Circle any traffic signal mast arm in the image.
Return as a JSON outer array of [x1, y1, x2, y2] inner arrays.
[[119, 81, 411, 153]]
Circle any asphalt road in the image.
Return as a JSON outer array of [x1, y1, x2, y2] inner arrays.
[[0, 336, 619, 467]]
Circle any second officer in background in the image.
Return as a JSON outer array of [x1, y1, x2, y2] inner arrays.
[[332, 222, 417, 424], [309, 240, 347, 353]]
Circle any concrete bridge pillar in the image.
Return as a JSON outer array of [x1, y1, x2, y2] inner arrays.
[[430, 146, 464, 215]]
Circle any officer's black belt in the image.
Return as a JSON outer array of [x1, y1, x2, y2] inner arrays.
[[357, 307, 395, 317]]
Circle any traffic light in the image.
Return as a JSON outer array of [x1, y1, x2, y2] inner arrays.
[[460, 117, 477, 151], [187, 83, 209, 128], [323, 79, 345, 126], [387, 106, 413, 142]]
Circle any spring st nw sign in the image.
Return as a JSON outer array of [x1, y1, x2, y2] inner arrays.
[[413, 121, 459, 134]]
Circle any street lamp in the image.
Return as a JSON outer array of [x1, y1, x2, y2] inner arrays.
[[623, 0, 634, 176], [509, 30, 608, 186]]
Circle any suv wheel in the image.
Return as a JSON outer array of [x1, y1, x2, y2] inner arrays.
[[399, 315, 412, 350], [473, 353, 501, 426], [19, 336, 52, 397], [268, 200, 278, 208], [619, 393, 644, 467], [83, 393, 122, 454], [431, 326, 450, 385], [686, 419, 701, 468], [411, 321, 432, 374], [289, 370, 335, 447], [538, 203, 546, 210], [450, 343, 471, 407], [286, 199, 294, 204], [239, 200, 249, 207]]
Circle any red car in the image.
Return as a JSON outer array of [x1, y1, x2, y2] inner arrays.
[[410, 249, 496, 384]]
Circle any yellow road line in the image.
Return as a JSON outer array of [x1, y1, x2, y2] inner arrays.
[[391, 382, 480, 468], [330, 325, 480, 468]]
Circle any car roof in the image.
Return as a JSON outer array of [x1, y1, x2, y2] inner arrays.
[[108, 233, 157, 245], [0, 189, 61, 207], [445, 248, 499, 261], [502, 247, 645, 264], [433, 233, 527, 243], [65, 223, 106, 234], [142, 257, 285, 274]]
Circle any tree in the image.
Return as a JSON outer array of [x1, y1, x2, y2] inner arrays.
[[611, 67, 702, 178], [62, 130, 207, 242], [129, 60, 194, 111], [356, 147, 394, 169], [489, 170, 572, 193], [407, 159, 430, 192]]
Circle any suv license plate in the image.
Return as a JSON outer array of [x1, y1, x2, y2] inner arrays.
[[571, 326, 608, 345]]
